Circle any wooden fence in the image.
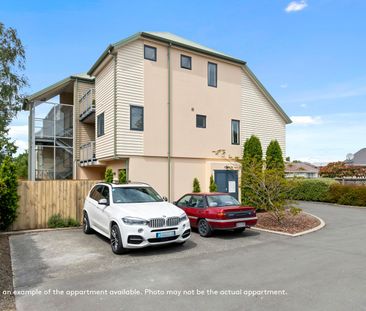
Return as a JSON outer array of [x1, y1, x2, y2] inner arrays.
[[11, 180, 100, 231]]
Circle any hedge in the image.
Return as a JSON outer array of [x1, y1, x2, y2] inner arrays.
[[287, 178, 366, 207]]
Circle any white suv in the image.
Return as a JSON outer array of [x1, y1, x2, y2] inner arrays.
[[83, 182, 191, 254]]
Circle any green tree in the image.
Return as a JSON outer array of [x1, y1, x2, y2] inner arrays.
[[209, 175, 217, 192], [0, 23, 27, 163], [118, 169, 127, 184], [0, 156, 19, 230], [266, 140, 285, 172], [193, 178, 201, 193], [14, 150, 28, 179], [104, 168, 114, 183], [241, 135, 263, 207]]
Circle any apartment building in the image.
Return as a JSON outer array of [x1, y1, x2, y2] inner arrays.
[[25, 32, 291, 200]]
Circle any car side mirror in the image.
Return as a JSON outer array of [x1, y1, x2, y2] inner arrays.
[[172, 201, 177, 205], [162, 196, 168, 202], [98, 198, 108, 205]]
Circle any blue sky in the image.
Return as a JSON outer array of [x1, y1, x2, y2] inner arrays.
[[2, 0, 366, 164]]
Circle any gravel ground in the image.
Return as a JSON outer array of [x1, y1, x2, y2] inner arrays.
[[0, 235, 15, 311], [255, 211, 320, 234]]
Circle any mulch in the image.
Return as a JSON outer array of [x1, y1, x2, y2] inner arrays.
[[255, 210, 321, 234], [0, 235, 15, 311]]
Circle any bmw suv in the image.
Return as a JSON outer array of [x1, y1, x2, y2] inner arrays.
[[83, 182, 191, 254]]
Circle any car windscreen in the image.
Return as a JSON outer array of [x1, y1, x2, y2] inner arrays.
[[207, 195, 240, 207], [112, 187, 163, 203]]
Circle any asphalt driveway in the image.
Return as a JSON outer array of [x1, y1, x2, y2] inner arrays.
[[9, 202, 366, 311]]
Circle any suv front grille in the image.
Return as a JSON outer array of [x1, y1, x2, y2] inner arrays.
[[166, 217, 180, 227], [149, 218, 165, 228], [148, 217, 181, 228]]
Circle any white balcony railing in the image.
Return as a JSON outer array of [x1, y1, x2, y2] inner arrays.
[[80, 141, 96, 164], [79, 88, 95, 120]]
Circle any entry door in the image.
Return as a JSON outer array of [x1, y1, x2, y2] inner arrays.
[[214, 170, 238, 200]]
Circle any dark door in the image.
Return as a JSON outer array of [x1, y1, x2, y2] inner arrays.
[[214, 170, 239, 200]]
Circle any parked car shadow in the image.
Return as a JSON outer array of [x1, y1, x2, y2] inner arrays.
[[92, 231, 197, 256]]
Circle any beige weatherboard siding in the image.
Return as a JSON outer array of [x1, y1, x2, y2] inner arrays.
[[95, 60, 114, 159], [116, 40, 144, 156], [241, 67, 286, 154]]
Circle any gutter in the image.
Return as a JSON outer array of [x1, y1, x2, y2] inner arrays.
[[113, 52, 117, 159], [167, 43, 172, 200]]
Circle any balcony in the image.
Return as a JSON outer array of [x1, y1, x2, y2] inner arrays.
[[80, 141, 102, 166], [79, 88, 95, 123]]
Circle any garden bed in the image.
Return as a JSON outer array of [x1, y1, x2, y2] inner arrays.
[[0, 235, 15, 311], [255, 210, 321, 234]]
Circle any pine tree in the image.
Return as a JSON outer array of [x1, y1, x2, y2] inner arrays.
[[266, 140, 284, 172], [193, 178, 201, 193], [209, 175, 217, 192], [118, 169, 127, 184], [241, 135, 263, 207]]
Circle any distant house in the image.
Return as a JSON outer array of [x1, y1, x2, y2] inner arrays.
[[285, 162, 319, 179], [345, 148, 366, 166]]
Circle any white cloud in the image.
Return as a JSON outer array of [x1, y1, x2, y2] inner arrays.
[[286, 113, 366, 164], [285, 1, 308, 13], [280, 83, 288, 89], [290, 115, 322, 125], [300, 103, 307, 108], [9, 125, 28, 137]]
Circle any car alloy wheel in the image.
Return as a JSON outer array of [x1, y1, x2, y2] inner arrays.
[[83, 212, 93, 234], [198, 219, 212, 237], [110, 224, 127, 254]]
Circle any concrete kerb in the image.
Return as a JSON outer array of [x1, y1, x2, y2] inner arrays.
[[251, 212, 325, 237], [0, 226, 82, 236]]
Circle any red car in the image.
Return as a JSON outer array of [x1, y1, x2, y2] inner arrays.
[[174, 193, 257, 237]]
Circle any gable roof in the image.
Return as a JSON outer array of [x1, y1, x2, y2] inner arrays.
[[351, 148, 366, 165], [285, 162, 319, 173], [87, 31, 291, 124]]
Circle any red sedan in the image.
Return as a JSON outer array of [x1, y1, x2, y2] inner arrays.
[[174, 193, 257, 237]]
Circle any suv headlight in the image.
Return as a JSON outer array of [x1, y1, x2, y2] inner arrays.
[[179, 213, 188, 223], [122, 217, 148, 225]]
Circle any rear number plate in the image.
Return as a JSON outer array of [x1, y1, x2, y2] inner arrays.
[[156, 231, 175, 238], [236, 222, 246, 228]]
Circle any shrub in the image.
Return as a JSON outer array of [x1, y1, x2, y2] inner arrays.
[[193, 178, 201, 193], [47, 214, 80, 228], [0, 157, 19, 230], [104, 168, 113, 183], [327, 184, 366, 206], [287, 178, 334, 202], [118, 169, 127, 184], [209, 175, 217, 192]]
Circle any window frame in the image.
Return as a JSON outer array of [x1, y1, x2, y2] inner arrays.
[[180, 54, 192, 70], [130, 105, 144, 131], [97, 112, 105, 137], [144, 45, 157, 61], [196, 114, 207, 129], [231, 119, 240, 145], [208, 62, 217, 87]]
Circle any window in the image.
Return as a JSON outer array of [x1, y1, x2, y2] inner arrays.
[[208, 62, 217, 87], [189, 195, 206, 208], [130, 106, 144, 131], [97, 113, 104, 137], [144, 45, 157, 61], [112, 187, 163, 203], [196, 114, 206, 128], [181, 55, 192, 70], [90, 185, 103, 201], [176, 195, 192, 207], [231, 120, 240, 145]]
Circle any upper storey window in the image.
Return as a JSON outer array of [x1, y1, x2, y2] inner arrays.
[[208, 62, 217, 87], [181, 55, 192, 70], [144, 45, 157, 61]]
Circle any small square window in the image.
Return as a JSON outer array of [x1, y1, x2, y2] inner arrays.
[[208, 62, 217, 87], [196, 115, 206, 128], [181, 55, 192, 70], [97, 113, 104, 137], [231, 120, 240, 145], [130, 106, 144, 131], [144, 45, 157, 61]]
